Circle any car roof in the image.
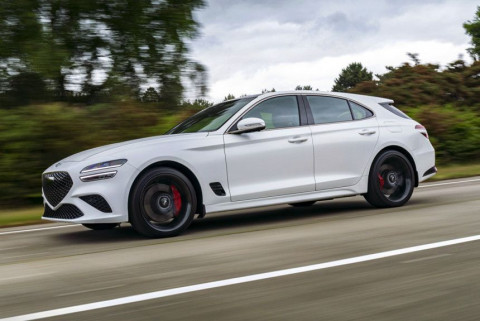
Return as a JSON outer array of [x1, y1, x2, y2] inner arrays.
[[255, 90, 394, 105]]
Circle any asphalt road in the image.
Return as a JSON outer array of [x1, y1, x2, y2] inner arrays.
[[1, 177, 480, 320]]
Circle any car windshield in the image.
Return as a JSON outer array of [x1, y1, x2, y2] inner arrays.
[[167, 96, 257, 134]]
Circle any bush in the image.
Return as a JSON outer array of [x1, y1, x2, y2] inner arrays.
[[405, 105, 480, 163]]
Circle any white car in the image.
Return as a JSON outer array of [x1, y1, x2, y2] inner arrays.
[[42, 91, 436, 237]]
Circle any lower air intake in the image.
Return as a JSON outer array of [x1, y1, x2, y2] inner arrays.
[[80, 195, 112, 213], [43, 204, 84, 219]]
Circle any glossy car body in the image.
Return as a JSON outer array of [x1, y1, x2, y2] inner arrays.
[[42, 91, 436, 235]]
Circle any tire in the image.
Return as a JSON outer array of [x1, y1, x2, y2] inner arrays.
[[364, 150, 415, 208], [289, 201, 316, 207], [129, 167, 197, 238], [82, 223, 119, 230]]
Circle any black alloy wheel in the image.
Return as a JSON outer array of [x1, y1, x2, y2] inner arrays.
[[129, 167, 197, 237], [364, 150, 414, 208]]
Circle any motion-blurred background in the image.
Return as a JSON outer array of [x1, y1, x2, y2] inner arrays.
[[0, 0, 479, 216]]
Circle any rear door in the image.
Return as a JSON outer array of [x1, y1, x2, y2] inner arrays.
[[305, 96, 379, 190], [224, 95, 315, 201]]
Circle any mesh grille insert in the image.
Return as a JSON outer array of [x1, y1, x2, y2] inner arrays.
[[43, 204, 84, 219], [42, 172, 73, 207], [80, 195, 112, 213], [210, 182, 226, 196]]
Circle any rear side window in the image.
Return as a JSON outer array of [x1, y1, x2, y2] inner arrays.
[[380, 103, 411, 119], [350, 102, 373, 120], [307, 96, 352, 124]]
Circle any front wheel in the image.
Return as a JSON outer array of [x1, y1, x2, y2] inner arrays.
[[129, 167, 197, 238], [364, 150, 414, 208]]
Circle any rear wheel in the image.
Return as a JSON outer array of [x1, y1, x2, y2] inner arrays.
[[364, 150, 414, 208], [82, 223, 119, 230], [129, 167, 197, 237]]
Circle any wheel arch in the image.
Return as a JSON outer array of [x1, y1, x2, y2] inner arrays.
[[371, 146, 419, 187], [128, 160, 204, 221]]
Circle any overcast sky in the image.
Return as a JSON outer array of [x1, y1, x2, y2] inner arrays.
[[189, 0, 478, 102]]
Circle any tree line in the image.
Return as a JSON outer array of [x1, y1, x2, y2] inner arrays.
[[0, 0, 206, 108]]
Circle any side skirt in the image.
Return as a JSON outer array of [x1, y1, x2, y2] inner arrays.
[[205, 175, 369, 214]]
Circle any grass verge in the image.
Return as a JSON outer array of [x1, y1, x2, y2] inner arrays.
[[429, 163, 480, 181], [1, 163, 479, 228], [0, 206, 45, 228]]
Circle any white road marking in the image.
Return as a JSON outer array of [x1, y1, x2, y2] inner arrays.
[[3, 234, 480, 321], [401, 253, 451, 263], [0, 225, 76, 236], [419, 177, 480, 188], [56, 285, 125, 297]]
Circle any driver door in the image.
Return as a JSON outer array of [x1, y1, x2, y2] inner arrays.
[[223, 95, 315, 201]]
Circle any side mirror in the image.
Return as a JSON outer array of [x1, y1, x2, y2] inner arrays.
[[230, 117, 266, 134]]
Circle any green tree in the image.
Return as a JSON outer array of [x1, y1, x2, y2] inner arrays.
[[224, 94, 235, 101], [261, 88, 276, 93], [0, 0, 207, 105], [464, 6, 480, 60], [332, 62, 373, 92], [295, 85, 312, 90], [142, 87, 160, 102]]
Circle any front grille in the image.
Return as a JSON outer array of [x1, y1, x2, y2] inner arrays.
[[43, 204, 84, 219], [42, 172, 73, 207], [80, 195, 112, 213]]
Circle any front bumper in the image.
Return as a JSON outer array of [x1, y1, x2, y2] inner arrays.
[[41, 162, 137, 224]]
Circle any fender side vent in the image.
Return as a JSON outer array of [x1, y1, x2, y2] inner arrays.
[[210, 182, 226, 196]]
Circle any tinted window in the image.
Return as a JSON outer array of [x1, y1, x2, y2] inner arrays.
[[307, 96, 352, 124], [350, 102, 373, 120], [242, 96, 300, 129], [168, 96, 257, 134], [380, 103, 411, 119]]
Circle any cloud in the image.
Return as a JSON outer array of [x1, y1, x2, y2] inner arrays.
[[189, 0, 478, 101]]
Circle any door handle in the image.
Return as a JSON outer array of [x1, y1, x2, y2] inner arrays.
[[288, 136, 308, 144], [359, 129, 376, 136]]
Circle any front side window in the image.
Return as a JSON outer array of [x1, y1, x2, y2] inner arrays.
[[307, 96, 352, 124], [241, 96, 300, 129]]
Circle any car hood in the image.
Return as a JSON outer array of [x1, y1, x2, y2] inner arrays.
[[61, 132, 208, 162]]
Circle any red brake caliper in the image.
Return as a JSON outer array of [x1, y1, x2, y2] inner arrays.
[[171, 185, 182, 216], [378, 174, 385, 190]]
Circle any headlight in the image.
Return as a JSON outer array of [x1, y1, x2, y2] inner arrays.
[[80, 159, 127, 174]]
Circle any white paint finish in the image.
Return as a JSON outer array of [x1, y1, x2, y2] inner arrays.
[[309, 117, 379, 190], [39, 91, 436, 226], [224, 126, 314, 201], [4, 235, 480, 321]]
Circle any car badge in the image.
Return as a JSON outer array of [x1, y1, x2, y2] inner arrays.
[[55, 162, 62, 167]]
